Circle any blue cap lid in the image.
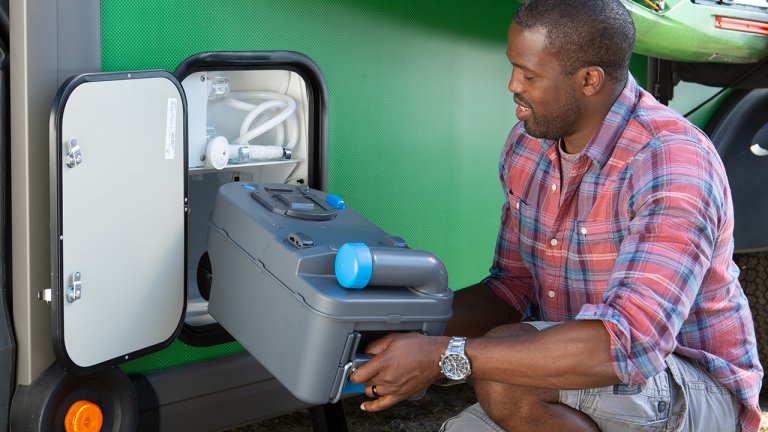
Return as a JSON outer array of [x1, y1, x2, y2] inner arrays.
[[335, 243, 372, 289], [326, 194, 346, 209]]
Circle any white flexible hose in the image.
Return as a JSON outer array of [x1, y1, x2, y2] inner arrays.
[[227, 144, 284, 160], [284, 110, 298, 149], [237, 100, 295, 146], [224, 91, 298, 149], [240, 110, 286, 148], [234, 99, 291, 145], [237, 91, 298, 149], [272, 113, 285, 148], [238, 100, 285, 137]]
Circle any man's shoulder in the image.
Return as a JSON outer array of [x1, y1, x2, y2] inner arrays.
[[621, 89, 711, 154], [631, 89, 706, 141]]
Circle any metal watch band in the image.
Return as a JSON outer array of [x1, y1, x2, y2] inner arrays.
[[446, 336, 467, 355]]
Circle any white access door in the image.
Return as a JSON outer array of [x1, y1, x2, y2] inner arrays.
[[50, 71, 187, 372]]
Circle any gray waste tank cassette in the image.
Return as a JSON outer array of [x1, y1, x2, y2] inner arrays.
[[207, 182, 453, 405]]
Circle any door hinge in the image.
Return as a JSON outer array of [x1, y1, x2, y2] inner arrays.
[[66, 272, 82, 303], [66, 137, 83, 168]]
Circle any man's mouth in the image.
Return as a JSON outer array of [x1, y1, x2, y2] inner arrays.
[[514, 95, 532, 121], [514, 95, 531, 111]]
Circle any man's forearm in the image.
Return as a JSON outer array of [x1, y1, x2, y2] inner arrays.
[[466, 320, 620, 389]]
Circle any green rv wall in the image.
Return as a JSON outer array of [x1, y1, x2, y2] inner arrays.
[[102, 0, 518, 290], [102, 0, 649, 371]]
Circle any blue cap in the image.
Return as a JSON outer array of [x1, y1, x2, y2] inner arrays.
[[335, 243, 372, 289], [326, 194, 346, 209]]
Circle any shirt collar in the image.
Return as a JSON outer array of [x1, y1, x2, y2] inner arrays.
[[538, 73, 639, 170]]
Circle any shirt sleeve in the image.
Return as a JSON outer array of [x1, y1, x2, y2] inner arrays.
[[576, 136, 726, 384], [484, 127, 536, 317]]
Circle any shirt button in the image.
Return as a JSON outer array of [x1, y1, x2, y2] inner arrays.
[[550, 238, 558, 246], [581, 227, 588, 235], [551, 184, 557, 192], [548, 290, 556, 298], [516, 202, 520, 210]]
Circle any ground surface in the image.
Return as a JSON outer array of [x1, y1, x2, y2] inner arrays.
[[219, 385, 768, 432], [223, 384, 768, 431], [222, 383, 475, 432]]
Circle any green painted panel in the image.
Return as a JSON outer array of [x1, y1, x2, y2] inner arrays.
[[680, 88, 733, 130], [103, 0, 518, 292], [629, 54, 648, 89], [101, 1, 654, 373], [102, 0, 654, 293], [120, 340, 244, 375]]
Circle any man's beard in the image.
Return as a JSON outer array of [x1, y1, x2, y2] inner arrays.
[[522, 91, 581, 140]]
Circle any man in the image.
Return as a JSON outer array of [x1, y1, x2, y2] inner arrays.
[[350, 0, 763, 431]]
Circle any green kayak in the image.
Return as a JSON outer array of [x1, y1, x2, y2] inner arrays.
[[621, 0, 768, 63]]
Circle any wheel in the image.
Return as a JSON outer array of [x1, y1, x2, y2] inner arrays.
[[734, 251, 768, 393], [10, 362, 138, 431], [196, 251, 212, 301]]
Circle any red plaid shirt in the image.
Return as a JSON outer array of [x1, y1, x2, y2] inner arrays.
[[485, 75, 763, 431]]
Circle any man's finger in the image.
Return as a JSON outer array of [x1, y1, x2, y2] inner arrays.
[[360, 394, 402, 412], [348, 355, 381, 384], [365, 384, 383, 400], [363, 333, 396, 355]]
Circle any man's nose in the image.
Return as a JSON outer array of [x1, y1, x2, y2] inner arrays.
[[508, 72, 522, 94]]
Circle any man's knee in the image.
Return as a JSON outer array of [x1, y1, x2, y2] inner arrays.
[[473, 379, 559, 430], [475, 324, 552, 427]]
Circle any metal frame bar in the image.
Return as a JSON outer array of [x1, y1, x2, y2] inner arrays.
[[10, 0, 100, 386]]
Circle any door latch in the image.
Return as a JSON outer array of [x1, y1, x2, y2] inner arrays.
[[66, 272, 82, 303], [37, 289, 52, 303]]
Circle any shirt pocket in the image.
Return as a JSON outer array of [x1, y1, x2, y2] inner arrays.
[[569, 220, 623, 279], [574, 220, 622, 252]]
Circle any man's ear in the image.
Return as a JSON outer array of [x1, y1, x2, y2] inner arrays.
[[580, 66, 605, 97]]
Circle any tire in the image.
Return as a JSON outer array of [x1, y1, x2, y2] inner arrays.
[[733, 251, 768, 393], [9, 362, 138, 431]]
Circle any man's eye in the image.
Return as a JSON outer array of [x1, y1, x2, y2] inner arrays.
[[524, 75, 534, 81]]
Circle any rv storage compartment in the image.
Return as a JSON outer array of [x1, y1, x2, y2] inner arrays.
[[207, 182, 453, 405], [178, 52, 326, 332]]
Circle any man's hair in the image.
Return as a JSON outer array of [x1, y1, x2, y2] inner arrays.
[[513, 0, 635, 83]]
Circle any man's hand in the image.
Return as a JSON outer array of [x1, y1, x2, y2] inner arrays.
[[349, 333, 449, 412]]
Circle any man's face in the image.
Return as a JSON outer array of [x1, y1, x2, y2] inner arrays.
[[506, 23, 582, 140]]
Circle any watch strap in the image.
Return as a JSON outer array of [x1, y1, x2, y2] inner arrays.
[[445, 336, 467, 356]]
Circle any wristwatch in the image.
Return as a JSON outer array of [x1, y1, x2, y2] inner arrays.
[[439, 336, 471, 381]]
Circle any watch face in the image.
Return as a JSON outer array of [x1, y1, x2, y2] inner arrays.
[[441, 352, 470, 380]]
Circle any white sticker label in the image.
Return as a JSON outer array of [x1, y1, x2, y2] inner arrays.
[[165, 98, 177, 160]]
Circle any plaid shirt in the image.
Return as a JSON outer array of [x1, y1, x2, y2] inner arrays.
[[485, 75, 763, 431]]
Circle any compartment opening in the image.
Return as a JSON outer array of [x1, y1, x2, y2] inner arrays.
[[182, 69, 311, 329]]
